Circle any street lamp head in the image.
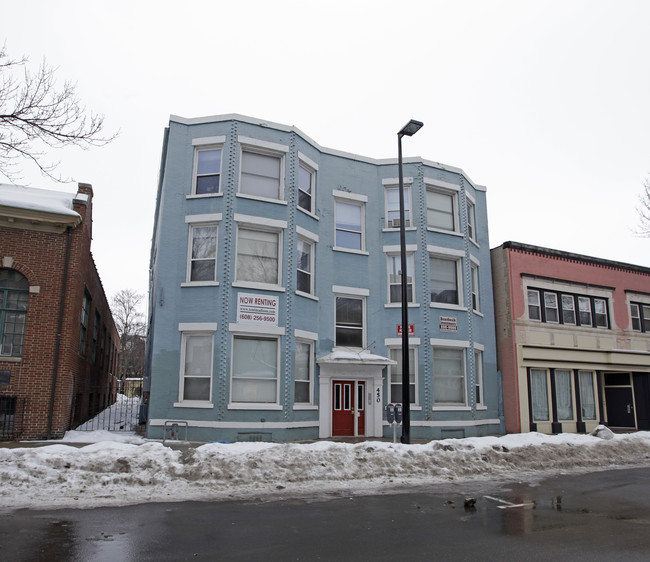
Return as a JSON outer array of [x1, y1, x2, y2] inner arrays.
[[398, 119, 424, 137]]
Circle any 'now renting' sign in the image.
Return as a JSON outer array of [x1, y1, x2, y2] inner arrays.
[[237, 293, 279, 326]]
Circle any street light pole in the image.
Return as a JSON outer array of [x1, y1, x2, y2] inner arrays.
[[397, 119, 423, 444]]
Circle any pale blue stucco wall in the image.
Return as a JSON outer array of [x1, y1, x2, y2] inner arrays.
[[145, 114, 503, 442]]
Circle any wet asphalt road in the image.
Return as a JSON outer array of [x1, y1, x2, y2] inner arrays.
[[1, 467, 650, 561]]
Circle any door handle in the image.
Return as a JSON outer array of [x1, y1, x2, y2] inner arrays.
[[627, 404, 632, 414]]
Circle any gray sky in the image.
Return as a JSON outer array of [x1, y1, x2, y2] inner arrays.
[[3, 0, 649, 302]]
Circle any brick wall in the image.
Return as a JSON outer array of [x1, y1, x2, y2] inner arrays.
[[0, 183, 120, 439]]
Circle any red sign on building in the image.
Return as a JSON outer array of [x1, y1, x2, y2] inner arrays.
[[397, 324, 415, 336]]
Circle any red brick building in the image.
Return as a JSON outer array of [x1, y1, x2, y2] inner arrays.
[[491, 242, 650, 435], [0, 182, 119, 439]]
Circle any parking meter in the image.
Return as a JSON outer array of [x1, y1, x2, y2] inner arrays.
[[386, 403, 395, 424], [394, 403, 403, 424]]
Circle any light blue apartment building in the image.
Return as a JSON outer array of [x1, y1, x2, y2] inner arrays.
[[145, 114, 503, 442]]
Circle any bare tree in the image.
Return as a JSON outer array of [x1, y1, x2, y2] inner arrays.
[[637, 178, 650, 237], [111, 289, 146, 383], [111, 289, 146, 339], [0, 44, 116, 182]]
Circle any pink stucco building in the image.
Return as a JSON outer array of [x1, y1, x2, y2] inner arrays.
[[491, 242, 650, 434]]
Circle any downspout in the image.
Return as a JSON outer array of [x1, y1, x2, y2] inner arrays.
[[46, 226, 73, 439]]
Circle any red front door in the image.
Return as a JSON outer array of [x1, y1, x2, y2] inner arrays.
[[332, 380, 365, 437]]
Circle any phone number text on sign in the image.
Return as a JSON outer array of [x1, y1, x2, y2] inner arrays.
[[237, 293, 279, 327]]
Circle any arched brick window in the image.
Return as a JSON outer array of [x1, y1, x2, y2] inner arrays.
[[0, 269, 29, 357]]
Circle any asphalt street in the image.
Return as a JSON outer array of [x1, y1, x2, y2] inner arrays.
[[1, 467, 650, 561]]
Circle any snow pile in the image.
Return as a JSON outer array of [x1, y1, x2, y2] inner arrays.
[[1, 431, 649, 512], [1, 430, 649, 512]]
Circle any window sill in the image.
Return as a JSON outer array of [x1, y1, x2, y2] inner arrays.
[[297, 207, 319, 220], [181, 281, 220, 287], [0, 356, 21, 363], [296, 290, 319, 301], [173, 401, 214, 409], [472, 310, 484, 317], [385, 303, 420, 308], [382, 226, 417, 233], [432, 406, 471, 411], [228, 403, 283, 410], [430, 303, 467, 311], [293, 404, 318, 410], [186, 193, 222, 199], [333, 247, 369, 256], [475, 405, 487, 411], [426, 227, 463, 237], [236, 193, 287, 205], [232, 281, 286, 292], [470, 238, 480, 248]]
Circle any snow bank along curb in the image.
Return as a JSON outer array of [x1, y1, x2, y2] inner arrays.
[[1, 431, 649, 511]]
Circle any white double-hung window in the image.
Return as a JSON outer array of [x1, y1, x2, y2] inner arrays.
[[191, 136, 225, 196], [298, 153, 318, 214], [432, 342, 468, 407], [428, 246, 464, 307], [234, 214, 287, 290], [184, 214, 221, 285], [384, 244, 416, 305], [231, 335, 279, 404], [238, 136, 288, 202], [177, 323, 217, 406], [296, 226, 318, 297], [334, 286, 368, 349], [334, 190, 367, 253], [383, 179, 412, 229], [425, 179, 460, 233]]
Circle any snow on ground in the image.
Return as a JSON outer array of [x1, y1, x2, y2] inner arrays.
[[74, 394, 141, 432], [1, 429, 649, 512]]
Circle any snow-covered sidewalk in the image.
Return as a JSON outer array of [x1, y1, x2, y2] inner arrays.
[[1, 430, 649, 512]]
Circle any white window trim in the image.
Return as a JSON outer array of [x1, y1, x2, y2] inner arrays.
[[425, 182, 461, 234], [185, 213, 223, 223], [332, 285, 369, 296], [428, 250, 465, 309], [294, 338, 315, 408], [228, 323, 286, 336], [191, 144, 224, 197], [384, 184, 413, 230], [431, 343, 469, 409], [238, 137, 288, 203], [184, 221, 219, 286], [334, 293, 366, 350], [193, 136, 226, 146], [298, 153, 318, 216], [228, 332, 282, 409], [386, 252, 417, 306], [474, 349, 486, 410], [387, 345, 421, 409], [466, 196, 478, 244], [471, 262, 480, 313], [296, 236, 315, 298], [334, 194, 367, 254], [175, 326, 217, 407], [233, 215, 286, 292]]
